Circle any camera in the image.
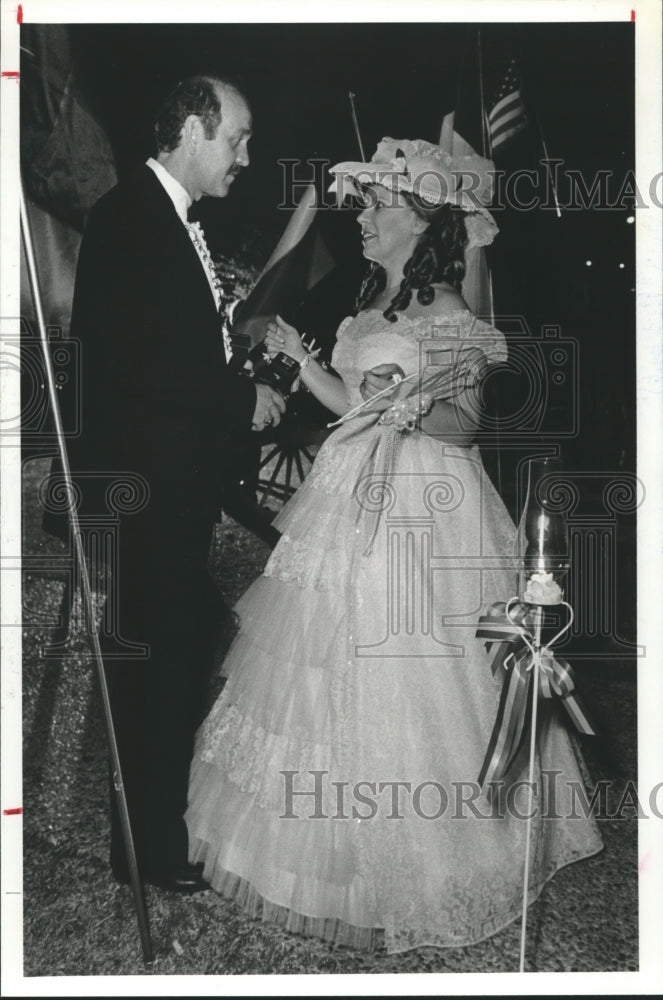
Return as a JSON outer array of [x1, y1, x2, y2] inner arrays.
[[252, 348, 301, 398], [236, 340, 301, 399]]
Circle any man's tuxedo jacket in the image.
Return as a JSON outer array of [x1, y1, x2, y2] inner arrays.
[[67, 164, 256, 501]]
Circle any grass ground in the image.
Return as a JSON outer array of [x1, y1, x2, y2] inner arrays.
[[19, 455, 638, 979]]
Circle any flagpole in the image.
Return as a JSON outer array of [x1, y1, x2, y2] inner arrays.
[[536, 116, 562, 218], [348, 91, 366, 161], [475, 29, 502, 497], [521, 38, 561, 219], [476, 29, 489, 159], [20, 180, 154, 966]]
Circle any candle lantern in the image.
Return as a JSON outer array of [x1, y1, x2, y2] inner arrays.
[[518, 457, 570, 605]]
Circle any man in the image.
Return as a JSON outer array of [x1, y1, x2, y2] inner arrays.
[[65, 75, 285, 893]]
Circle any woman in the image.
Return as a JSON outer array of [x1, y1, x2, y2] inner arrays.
[[185, 138, 603, 953]]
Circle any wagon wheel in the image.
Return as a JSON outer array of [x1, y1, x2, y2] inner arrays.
[[257, 422, 329, 507]]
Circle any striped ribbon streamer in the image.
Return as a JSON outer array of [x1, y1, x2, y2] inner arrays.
[[476, 602, 595, 789]]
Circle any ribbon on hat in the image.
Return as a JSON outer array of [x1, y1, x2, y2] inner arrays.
[[476, 601, 595, 790], [329, 136, 499, 249]]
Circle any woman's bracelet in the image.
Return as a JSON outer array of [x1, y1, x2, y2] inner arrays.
[[378, 391, 434, 431], [299, 351, 313, 372]]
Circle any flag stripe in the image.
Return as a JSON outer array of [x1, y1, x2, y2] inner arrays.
[[489, 99, 526, 131], [490, 104, 526, 133], [492, 114, 527, 141], [490, 113, 527, 147], [487, 57, 528, 154], [488, 90, 523, 123], [491, 120, 528, 149]]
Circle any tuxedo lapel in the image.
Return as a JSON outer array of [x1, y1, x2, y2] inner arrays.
[[137, 166, 222, 327]]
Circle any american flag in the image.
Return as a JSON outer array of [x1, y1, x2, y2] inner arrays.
[[486, 58, 528, 152]]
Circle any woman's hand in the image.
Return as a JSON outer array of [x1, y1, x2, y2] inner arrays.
[[264, 314, 307, 364], [360, 363, 408, 412]]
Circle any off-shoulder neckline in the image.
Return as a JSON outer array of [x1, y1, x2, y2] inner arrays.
[[368, 306, 474, 321], [346, 307, 489, 325], [338, 308, 501, 339]]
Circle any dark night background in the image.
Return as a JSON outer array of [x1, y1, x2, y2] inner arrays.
[[68, 20, 636, 477], [15, 23, 643, 976], [27, 20, 638, 648]]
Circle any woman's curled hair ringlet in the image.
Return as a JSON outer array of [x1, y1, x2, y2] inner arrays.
[[355, 197, 468, 321]]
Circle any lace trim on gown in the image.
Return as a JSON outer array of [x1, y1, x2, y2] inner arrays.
[[186, 307, 604, 954]]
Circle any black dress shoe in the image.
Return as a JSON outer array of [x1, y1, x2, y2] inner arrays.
[[146, 863, 210, 894], [112, 861, 210, 894]]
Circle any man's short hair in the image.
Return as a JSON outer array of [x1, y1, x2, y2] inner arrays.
[[154, 74, 245, 154]]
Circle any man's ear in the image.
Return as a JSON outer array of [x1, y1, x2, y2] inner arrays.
[[182, 115, 203, 155]]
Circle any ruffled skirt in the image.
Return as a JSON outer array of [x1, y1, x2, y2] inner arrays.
[[186, 422, 603, 953]]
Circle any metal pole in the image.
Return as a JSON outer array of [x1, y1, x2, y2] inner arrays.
[[348, 91, 366, 161], [477, 28, 489, 159], [518, 604, 543, 972], [475, 29, 502, 499], [537, 121, 563, 218], [20, 180, 154, 965]]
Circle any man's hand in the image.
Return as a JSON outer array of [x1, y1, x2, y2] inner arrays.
[[251, 383, 286, 432], [360, 363, 407, 412]]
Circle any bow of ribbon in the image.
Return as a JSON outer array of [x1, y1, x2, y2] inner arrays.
[[476, 601, 595, 790]]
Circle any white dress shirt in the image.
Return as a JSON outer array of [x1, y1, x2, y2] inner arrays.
[[146, 156, 192, 222]]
